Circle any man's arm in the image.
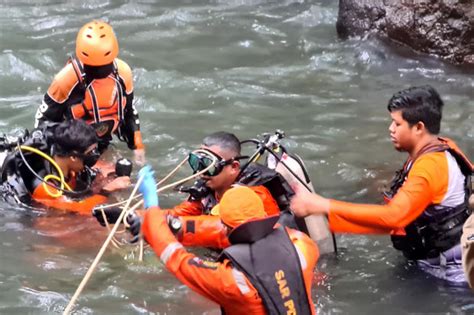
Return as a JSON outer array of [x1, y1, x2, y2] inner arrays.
[[142, 208, 254, 304], [32, 183, 108, 214], [328, 155, 444, 234], [35, 64, 81, 128], [166, 199, 204, 216]]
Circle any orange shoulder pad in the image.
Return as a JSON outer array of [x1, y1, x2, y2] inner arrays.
[[47, 64, 80, 104], [439, 137, 473, 172], [115, 58, 133, 94], [249, 185, 280, 216]]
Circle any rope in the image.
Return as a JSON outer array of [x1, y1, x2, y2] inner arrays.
[[63, 152, 219, 313], [63, 173, 145, 315], [97, 149, 217, 210]]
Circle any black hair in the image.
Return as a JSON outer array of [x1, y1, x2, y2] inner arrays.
[[387, 85, 444, 134], [202, 132, 241, 157], [53, 120, 98, 156]]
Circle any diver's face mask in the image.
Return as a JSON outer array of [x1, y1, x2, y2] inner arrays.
[[187, 150, 238, 177], [77, 147, 101, 168]]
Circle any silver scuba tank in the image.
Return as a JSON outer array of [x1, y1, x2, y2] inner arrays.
[[267, 149, 336, 255]]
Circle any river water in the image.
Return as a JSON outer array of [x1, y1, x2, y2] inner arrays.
[[1, 0, 473, 314]]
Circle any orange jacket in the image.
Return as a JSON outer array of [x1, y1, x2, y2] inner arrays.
[[328, 138, 472, 235], [31, 178, 107, 215], [142, 207, 318, 315], [166, 185, 281, 248]]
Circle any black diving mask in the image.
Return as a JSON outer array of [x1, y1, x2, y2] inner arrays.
[[77, 147, 101, 168], [187, 150, 246, 177]]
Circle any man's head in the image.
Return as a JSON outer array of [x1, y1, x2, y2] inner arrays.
[[52, 120, 99, 173], [197, 132, 242, 192], [387, 85, 444, 152], [215, 186, 267, 232], [76, 20, 118, 77]]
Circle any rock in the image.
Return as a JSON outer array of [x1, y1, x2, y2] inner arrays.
[[337, 0, 474, 65]]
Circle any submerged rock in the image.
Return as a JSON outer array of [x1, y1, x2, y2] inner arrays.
[[337, 0, 474, 65]]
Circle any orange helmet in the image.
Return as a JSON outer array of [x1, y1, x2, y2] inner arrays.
[[76, 21, 119, 66]]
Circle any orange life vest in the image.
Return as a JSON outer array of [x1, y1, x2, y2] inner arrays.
[[68, 56, 127, 139]]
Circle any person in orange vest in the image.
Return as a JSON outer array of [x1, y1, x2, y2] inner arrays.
[[128, 166, 319, 314], [290, 85, 473, 283], [0, 120, 130, 213], [34, 20, 145, 164]]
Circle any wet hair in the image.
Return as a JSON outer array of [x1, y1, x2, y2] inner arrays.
[[202, 132, 241, 157], [53, 120, 98, 156], [387, 85, 444, 134]]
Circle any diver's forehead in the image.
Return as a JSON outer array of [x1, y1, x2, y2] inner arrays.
[[200, 145, 232, 160]]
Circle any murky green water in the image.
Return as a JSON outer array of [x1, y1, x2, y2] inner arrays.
[[1, 0, 473, 314]]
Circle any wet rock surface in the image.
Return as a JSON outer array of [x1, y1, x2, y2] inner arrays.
[[337, 0, 474, 64]]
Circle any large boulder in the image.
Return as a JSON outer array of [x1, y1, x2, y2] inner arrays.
[[337, 0, 474, 64]]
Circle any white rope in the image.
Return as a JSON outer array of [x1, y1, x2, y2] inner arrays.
[[63, 173, 145, 315]]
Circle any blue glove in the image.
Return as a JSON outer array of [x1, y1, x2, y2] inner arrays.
[[138, 165, 159, 208]]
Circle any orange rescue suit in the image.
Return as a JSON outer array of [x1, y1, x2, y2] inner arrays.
[[166, 185, 281, 248], [31, 176, 107, 215], [141, 207, 319, 315]]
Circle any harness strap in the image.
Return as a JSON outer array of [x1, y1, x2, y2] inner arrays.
[[69, 56, 126, 124], [85, 81, 101, 123]]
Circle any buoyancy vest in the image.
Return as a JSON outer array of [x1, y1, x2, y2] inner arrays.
[[197, 163, 294, 214], [0, 126, 95, 205], [196, 163, 306, 232], [68, 56, 127, 141], [236, 163, 309, 233], [0, 128, 51, 204], [218, 216, 312, 315], [385, 138, 473, 260]]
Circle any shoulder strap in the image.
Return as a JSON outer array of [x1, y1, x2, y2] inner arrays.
[[221, 226, 312, 315], [112, 60, 125, 122], [68, 55, 87, 89]]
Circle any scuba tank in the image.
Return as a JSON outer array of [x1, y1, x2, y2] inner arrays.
[[241, 130, 336, 255]]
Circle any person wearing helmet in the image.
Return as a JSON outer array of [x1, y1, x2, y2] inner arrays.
[[127, 168, 319, 315], [34, 21, 145, 164]]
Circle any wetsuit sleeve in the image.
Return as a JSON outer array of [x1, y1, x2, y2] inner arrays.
[[31, 183, 107, 214], [166, 200, 204, 216], [177, 215, 231, 249], [115, 59, 144, 150], [142, 208, 256, 305], [35, 64, 82, 128], [118, 92, 145, 150], [328, 155, 444, 234]]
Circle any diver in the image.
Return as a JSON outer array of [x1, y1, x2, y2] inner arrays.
[[94, 131, 301, 249], [34, 20, 145, 164], [128, 167, 319, 315], [0, 120, 130, 213], [290, 85, 473, 283]]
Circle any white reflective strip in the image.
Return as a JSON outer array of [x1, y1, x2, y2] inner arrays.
[[160, 242, 183, 264], [295, 245, 307, 270], [34, 101, 50, 127], [232, 268, 250, 295]]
